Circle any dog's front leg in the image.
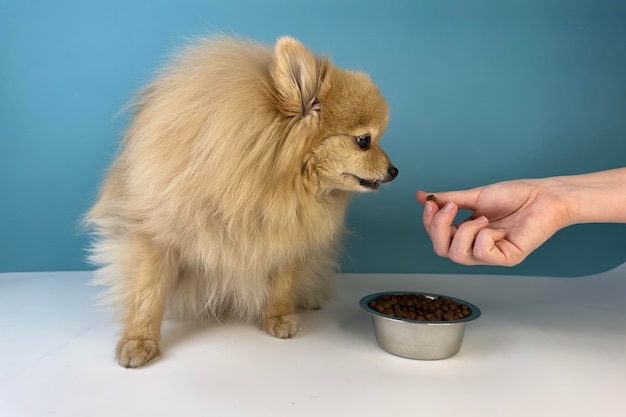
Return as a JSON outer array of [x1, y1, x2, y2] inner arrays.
[[262, 264, 300, 339], [116, 236, 176, 368]]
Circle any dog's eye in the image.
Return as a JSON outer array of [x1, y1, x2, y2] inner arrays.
[[355, 134, 371, 150]]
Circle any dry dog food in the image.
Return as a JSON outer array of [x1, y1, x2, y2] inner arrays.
[[368, 293, 472, 321]]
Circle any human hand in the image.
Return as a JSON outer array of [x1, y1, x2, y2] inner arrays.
[[416, 179, 569, 266]]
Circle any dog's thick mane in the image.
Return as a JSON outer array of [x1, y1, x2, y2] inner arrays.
[[121, 36, 337, 231]]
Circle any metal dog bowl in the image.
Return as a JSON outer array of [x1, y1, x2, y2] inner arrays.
[[359, 291, 481, 360]]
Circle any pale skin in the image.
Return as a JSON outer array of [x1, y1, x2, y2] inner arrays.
[[416, 168, 626, 267]]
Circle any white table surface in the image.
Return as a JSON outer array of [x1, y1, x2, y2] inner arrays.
[[1, 264, 625, 417]]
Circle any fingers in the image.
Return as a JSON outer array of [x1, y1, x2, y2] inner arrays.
[[416, 189, 481, 210], [473, 230, 525, 267], [421, 197, 441, 234], [418, 189, 529, 266], [422, 198, 520, 266], [446, 216, 489, 264], [450, 223, 514, 266], [424, 200, 458, 257], [416, 190, 435, 205]]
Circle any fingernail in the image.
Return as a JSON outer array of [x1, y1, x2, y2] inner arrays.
[[442, 201, 455, 212], [475, 216, 488, 224]]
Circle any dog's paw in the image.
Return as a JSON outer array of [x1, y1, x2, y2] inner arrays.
[[116, 338, 159, 368], [263, 313, 300, 339]]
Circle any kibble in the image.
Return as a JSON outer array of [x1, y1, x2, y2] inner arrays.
[[368, 293, 472, 322]]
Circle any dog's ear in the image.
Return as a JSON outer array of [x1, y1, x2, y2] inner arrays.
[[270, 37, 330, 119]]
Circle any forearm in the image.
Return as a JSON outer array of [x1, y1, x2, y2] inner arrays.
[[546, 167, 626, 226]]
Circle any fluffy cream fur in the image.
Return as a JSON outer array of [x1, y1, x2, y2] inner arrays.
[[85, 35, 397, 368]]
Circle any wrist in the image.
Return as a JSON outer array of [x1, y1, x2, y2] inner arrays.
[[543, 177, 583, 228], [537, 177, 579, 229], [544, 168, 626, 226]]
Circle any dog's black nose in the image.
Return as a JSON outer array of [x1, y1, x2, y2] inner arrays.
[[388, 165, 399, 179]]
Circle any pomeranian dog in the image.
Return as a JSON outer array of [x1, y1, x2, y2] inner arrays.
[[85, 35, 397, 368]]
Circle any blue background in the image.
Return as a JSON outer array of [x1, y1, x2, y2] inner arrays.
[[1, 0, 625, 276]]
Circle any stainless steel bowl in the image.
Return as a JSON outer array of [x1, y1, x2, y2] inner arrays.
[[359, 292, 481, 360]]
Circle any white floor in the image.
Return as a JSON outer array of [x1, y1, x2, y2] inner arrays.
[[1, 264, 626, 417]]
